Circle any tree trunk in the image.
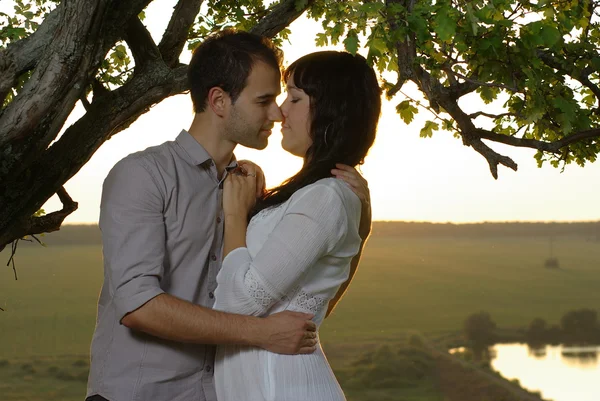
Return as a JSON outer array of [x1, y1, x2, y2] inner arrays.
[[0, 0, 310, 252]]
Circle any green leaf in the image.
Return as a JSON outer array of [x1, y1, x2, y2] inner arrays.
[[540, 25, 561, 47], [295, 0, 309, 12], [315, 32, 328, 47], [477, 86, 496, 104], [434, 7, 456, 42], [420, 121, 439, 138], [396, 100, 419, 124], [344, 30, 359, 54]]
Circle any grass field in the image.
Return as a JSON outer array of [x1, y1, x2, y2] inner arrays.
[[1, 234, 599, 400]]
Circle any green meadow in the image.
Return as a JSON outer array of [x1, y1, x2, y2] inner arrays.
[[1, 223, 599, 400]]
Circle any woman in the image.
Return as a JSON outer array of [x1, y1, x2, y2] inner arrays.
[[213, 51, 381, 400]]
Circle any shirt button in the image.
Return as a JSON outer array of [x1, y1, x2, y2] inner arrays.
[[217, 217, 222, 224], [205, 365, 212, 373], [209, 292, 214, 299], [211, 254, 217, 261]]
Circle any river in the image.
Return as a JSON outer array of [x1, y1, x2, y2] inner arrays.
[[490, 343, 600, 401]]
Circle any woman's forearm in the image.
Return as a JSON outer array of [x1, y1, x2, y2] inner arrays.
[[224, 214, 248, 257]]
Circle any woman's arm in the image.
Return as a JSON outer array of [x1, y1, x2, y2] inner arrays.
[[222, 166, 257, 257], [216, 182, 351, 317], [326, 164, 372, 317]]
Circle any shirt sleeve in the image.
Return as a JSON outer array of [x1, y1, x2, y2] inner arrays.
[[99, 156, 166, 322], [213, 183, 351, 316]]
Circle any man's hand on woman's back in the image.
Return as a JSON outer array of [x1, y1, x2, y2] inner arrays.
[[254, 311, 318, 355]]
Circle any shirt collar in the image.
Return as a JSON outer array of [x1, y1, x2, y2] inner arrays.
[[175, 129, 238, 170], [175, 129, 212, 166]]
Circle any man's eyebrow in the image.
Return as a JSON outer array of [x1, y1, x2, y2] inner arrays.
[[256, 92, 279, 100]]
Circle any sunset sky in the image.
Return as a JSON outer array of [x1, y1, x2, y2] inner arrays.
[[6, 1, 599, 223]]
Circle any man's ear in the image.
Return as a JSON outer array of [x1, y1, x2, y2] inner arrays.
[[207, 87, 230, 117]]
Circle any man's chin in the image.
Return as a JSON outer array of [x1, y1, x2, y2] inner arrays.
[[240, 139, 268, 150]]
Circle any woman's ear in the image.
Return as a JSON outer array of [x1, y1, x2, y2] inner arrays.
[[207, 87, 230, 117]]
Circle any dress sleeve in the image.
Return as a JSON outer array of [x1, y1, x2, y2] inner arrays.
[[99, 156, 166, 321], [214, 183, 350, 316]]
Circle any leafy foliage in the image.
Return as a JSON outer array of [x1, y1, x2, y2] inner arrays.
[[0, 0, 58, 45], [306, 0, 600, 170], [2, 0, 600, 173], [0, 0, 58, 106]]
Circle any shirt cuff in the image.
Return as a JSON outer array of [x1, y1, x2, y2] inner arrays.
[[114, 276, 165, 322], [222, 247, 251, 268]]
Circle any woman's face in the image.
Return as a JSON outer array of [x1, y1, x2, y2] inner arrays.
[[280, 74, 312, 157]]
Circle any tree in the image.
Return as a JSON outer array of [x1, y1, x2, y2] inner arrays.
[[560, 308, 599, 344], [525, 317, 549, 345], [464, 311, 496, 348], [1, 0, 600, 251]]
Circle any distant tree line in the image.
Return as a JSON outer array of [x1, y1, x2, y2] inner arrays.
[[8, 221, 600, 249], [526, 309, 600, 346], [464, 309, 600, 349], [373, 221, 600, 239]]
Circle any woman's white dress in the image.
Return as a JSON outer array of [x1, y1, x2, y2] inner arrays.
[[213, 178, 362, 401]]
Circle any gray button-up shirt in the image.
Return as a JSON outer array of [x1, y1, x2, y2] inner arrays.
[[87, 130, 236, 401]]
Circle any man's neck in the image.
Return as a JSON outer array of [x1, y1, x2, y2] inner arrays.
[[187, 114, 236, 177]]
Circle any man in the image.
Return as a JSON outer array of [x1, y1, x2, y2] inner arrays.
[[86, 30, 317, 401]]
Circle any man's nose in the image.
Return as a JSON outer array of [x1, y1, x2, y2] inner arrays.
[[270, 104, 283, 122]]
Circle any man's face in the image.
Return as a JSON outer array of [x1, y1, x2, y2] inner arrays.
[[224, 60, 282, 150]]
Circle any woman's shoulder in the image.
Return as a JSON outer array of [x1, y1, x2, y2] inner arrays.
[[290, 177, 360, 209]]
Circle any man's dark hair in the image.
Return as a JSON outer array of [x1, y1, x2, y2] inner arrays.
[[188, 29, 283, 113]]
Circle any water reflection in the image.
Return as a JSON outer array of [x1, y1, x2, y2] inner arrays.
[[528, 345, 546, 358], [560, 346, 598, 368], [490, 343, 600, 401]]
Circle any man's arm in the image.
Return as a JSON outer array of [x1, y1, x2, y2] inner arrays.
[[121, 294, 317, 354], [101, 157, 316, 355]]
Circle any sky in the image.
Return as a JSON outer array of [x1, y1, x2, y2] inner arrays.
[[7, 1, 600, 223]]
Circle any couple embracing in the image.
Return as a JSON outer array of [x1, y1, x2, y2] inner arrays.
[[86, 28, 381, 401]]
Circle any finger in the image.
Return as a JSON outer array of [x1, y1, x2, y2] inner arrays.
[[298, 346, 317, 354], [331, 168, 367, 184], [305, 321, 317, 331], [334, 163, 356, 172], [301, 338, 318, 347], [304, 331, 317, 339], [256, 170, 266, 198], [332, 170, 363, 186], [242, 163, 257, 176]]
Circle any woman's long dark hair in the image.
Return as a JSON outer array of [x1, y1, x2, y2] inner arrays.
[[249, 51, 382, 219]]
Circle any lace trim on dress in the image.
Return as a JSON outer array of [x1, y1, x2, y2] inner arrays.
[[291, 289, 327, 314], [244, 269, 275, 308]]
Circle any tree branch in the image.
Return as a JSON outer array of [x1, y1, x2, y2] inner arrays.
[[250, 0, 314, 38], [453, 71, 518, 92], [385, 0, 417, 90], [158, 0, 203, 67], [469, 138, 518, 179], [124, 16, 164, 70], [469, 111, 514, 119], [0, 0, 111, 180], [476, 127, 600, 153], [537, 50, 600, 105], [0, 187, 77, 253], [0, 5, 62, 104], [554, 127, 600, 149]]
